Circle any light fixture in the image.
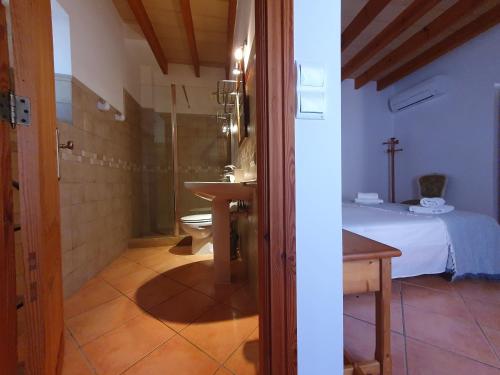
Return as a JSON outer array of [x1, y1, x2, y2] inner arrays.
[[234, 46, 244, 61], [97, 99, 110, 112], [232, 62, 242, 76], [114, 112, 126, 122]]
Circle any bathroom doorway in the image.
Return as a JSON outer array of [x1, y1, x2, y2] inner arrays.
[[1, 0, 297, 374]]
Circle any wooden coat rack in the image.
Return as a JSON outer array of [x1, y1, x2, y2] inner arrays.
[[383, 138, 403, 203]]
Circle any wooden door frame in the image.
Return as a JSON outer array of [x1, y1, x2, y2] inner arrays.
[[9, 1, 65, 374], [0, 4, 17, 374], [256, 0, 297, 374]]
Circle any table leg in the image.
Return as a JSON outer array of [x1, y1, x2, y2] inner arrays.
[[375, 258, 392, 375]]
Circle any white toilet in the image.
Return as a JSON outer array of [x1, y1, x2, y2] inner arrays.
[[180, 214, 213, 255]]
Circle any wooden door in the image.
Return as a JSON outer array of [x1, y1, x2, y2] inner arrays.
[[0, 3, 17, 374], [6, 1, 65, 373]]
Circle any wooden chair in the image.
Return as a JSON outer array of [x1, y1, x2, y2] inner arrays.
[[401, 173, 448, 205]]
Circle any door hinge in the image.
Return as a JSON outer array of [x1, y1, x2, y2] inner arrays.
[[0, 91, 31, 128]]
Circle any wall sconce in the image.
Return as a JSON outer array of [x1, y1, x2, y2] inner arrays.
[[234, 46, 244, 61], [232, 62, 242, 76], [114, 112, 126, 122], [97, 99, 111, 112]]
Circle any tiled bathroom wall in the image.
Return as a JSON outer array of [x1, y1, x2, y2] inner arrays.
[[234, 49, 259, 297], [58, 79, 145, 296]]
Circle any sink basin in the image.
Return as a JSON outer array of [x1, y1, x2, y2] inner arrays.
[[184, 181, 255, 284], [184, 181, 253, 201]]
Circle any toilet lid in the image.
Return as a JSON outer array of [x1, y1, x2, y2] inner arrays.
[[180, 214, 212, 223]]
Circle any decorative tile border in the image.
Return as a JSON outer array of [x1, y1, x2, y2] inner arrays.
[[60, 149, 222, 175]]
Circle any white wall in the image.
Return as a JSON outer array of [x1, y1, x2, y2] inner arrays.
[[295, 0, 343, 373], [391, 25, 500, 218], [140, 63, 225, 115], [233, 0, 255, 68], [57, 0, 141, 112], [342, 80, 394, 201], [51, 0, 72, 75]]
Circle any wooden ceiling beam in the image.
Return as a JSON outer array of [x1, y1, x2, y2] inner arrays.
[[226, 0, 237, 79], [180, 0, 200, 77], [377, 4, 500, 91], [342, 0, 392, 52], [342, 0, 440, 80], [355, 0, 487, 89], [127, 0, 168, 74]]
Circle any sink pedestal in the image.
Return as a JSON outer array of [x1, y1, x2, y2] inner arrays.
[[183, 181, 254, 285], [212, 198, 231, 284]]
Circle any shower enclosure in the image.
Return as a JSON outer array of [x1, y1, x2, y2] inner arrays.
[[138, 83, 229, 237]]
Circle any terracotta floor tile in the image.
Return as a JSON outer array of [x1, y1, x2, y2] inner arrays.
[[225, 328, 259, 375], [404, 304, 499, 366], [454, 279, 500, 306], [181, 304, 259, 363], [214, 367, 233, 375], [466, 298, 500, 331], [406, 338, 500, 375], [62, 343, 95, 375], [343, 316, 406, 375], [193, 278, 242, 302], [483, 327, 500, 357], [98, 257, 146, 282], [64, 278, 121, 320], [66, 296, 143, 345], [224, 287, 258, 314], [165, 260, 215, 287], [148, 289, 216, 332], [106, 267, 158, 295], [402, 283, 473, 322], [121, 247, 166, 262], [126, 275, 186, 310], [400, 275, 456, 293], [135, 251, 190, 273], [123, 335, 219, 375], [82, 314, 175, 375], [343, 293, 404, 334]]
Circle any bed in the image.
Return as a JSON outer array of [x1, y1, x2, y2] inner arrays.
[[342, 202, 500, 280]]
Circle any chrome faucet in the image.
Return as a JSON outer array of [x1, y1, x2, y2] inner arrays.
[[221, 165, 236, 182]]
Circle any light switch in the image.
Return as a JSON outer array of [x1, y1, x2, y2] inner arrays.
[[300, 65, 325, 87], [296, 62, 327, 120], [300, 92, 325, 114]]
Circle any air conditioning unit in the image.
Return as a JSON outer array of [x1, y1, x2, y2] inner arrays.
[[388, 76, 448, 112]]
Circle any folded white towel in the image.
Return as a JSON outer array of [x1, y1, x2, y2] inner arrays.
[[420, 197, 446, 208], [409, 205, 454, 214], [355, 198, 384, 205], [357, 192, 379, 200]]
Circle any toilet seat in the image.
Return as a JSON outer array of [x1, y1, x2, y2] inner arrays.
[[180, 214, 213, 254], [180, 214, 212, 227]]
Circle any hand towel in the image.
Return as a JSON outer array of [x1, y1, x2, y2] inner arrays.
[[355, 198, 383, 205], [409, 205, 454, 214], [357, 192, 379, 200], [420, 197, 446, 208]]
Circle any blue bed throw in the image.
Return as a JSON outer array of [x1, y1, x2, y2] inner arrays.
[[440, 210, 500, 280], [375, 203, 500, 280]]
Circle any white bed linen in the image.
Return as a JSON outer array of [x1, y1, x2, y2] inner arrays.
[[342, 203, 451, 278]]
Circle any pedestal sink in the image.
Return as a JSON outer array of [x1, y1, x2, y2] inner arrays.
[[184, 181, 254, 284]]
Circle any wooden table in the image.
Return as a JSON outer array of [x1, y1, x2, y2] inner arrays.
[[343, 230, 402, 375]]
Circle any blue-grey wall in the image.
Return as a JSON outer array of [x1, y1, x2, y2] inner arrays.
[[342, 80, 394, 202], [391, 25, 500, 218]]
